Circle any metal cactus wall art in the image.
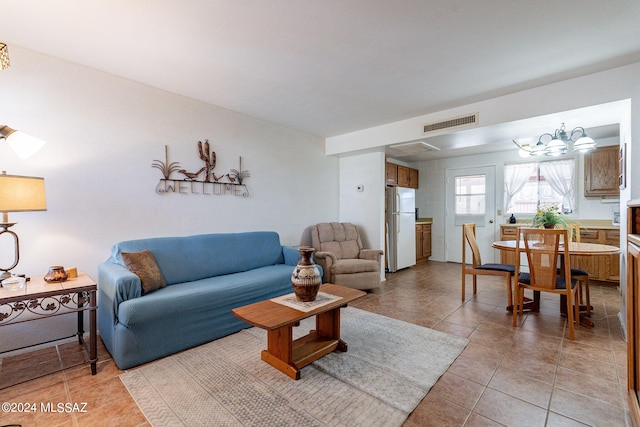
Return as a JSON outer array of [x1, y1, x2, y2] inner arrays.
[[197, 139, 216, 182], [152, 141, 251, 197]]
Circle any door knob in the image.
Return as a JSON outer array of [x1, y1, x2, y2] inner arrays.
[[489, 219, 494, 224]]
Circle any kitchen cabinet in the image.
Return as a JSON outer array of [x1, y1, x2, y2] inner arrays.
[[416, 223, 431, 261], [409, 168, 419, 189], [499, 224, 620, 283], [584, 145, 620, 197], [386, 162, 398, 186], [626, 199, 640, 426], [570, 228, 620, 282], [386, 162, 419, 189], [398, 165, 411, 187]]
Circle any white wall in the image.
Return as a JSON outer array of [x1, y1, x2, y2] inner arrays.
[[617, 79, 640, 337], [0, 48, 339, 351], [338, 150, 386, 280]]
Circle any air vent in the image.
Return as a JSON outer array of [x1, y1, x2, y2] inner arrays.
[[423, 113, 478, 134], [389, 141, 441, 155]]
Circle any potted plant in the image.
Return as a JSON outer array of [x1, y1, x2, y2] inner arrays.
[[532, 205, 568, 229]]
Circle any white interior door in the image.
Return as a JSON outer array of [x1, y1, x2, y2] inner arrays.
[[445, 166, 497, 263]]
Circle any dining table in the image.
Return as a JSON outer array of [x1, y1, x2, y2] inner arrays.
[[492, 240, 620, 327]]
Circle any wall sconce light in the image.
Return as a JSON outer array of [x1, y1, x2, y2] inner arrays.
[[512, 123, 597, 158], [0, 42, 9, 70], [0, 171, 47, 280], [0, 125, 47, 159]]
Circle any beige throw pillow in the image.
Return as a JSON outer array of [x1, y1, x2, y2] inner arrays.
[[121, 250, 166, 294]]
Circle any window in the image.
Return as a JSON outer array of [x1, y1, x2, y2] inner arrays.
[[504, 158, 575, 214], [455, 174, 486, 215]]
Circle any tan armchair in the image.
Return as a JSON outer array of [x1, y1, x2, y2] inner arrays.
[[310, 222, 382, 290]]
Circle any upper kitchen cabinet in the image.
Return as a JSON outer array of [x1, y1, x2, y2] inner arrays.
[[398, 165, 411, 187], [409, 168, 419, 189], [386, 162, 419, 188], [584, 145, 620, 197], [386, 162, 398, 186]]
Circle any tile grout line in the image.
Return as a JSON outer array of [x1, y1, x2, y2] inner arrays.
[[460, 301, 521, 426], [544, 313, 567, 425]]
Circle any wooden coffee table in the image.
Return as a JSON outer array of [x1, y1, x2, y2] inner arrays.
[[232, 283, 365, 379]]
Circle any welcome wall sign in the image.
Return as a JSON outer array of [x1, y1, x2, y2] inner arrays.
[[152, 141, 251, 197]]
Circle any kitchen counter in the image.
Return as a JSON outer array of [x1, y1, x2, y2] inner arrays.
[[416, 218, 433, 224], [506, 219, 619, 230]]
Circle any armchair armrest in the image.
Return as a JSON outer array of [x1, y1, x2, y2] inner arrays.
[[312, 251, 337, 283], [359, 249, 383, 261]]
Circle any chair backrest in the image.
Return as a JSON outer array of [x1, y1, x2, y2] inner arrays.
[[567, 223, 580, 242], [517, 227, 570, 290], [462, 223, 482, 267], [311, 222, 363, 260]]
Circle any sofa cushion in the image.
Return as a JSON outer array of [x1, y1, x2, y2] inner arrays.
[[331, 258, 378, 274], [121, 250, 166, 294], [109, 232, 285, 285], [316, 223, 361, 259]]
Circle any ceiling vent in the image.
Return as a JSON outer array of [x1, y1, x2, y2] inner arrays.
[[388, 141, 441, 155], [423, 113, 478, 134]]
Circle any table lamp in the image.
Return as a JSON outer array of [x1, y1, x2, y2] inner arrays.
[[0, 171, 47, 280]]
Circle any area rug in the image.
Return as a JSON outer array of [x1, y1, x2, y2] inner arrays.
[[120, 307, 468, 427]]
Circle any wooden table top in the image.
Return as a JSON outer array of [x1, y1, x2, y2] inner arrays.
[[232, 284, 366, 330], [492, 240, 620, 256], [0, 273, 96, 303]]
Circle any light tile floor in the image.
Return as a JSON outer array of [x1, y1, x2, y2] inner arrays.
[[0, 260, 631, 426]]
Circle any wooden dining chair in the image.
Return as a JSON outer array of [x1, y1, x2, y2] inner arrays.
[[513, 227, 580, 340], [462, 223, 515, 307], [567, 224, 591, 316]]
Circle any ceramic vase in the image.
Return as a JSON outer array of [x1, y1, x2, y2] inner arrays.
[[44, 266, 68, 283], [291, 247, 321, 302]]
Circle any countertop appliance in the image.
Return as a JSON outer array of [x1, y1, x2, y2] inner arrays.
[[386, 187, 416, 272]]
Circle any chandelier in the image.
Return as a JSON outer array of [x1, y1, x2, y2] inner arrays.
[[512, 123, 596, 157]]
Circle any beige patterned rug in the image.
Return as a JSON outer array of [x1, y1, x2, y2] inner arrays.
[[120, 307, 468, 427]]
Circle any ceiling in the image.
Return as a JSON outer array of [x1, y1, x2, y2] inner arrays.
[[3, 1, 640, 160]]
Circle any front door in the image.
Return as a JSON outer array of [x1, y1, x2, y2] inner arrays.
[[445, 166, 497, 263]]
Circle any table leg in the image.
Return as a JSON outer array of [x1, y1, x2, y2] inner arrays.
[[260, 307, 349, 380], [507, 291, 540, 313], [316, 307, 347, 351], [262, 325, 299, 379], [77, 292, 84, 345], [90, 290, 97, 375]]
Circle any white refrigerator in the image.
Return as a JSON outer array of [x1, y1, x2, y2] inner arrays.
[[386, 187, 416, 272]]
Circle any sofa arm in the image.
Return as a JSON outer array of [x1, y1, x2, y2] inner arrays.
[[98, 262, 142, 310], [282, 246, 301, 266], [359, 249, 383, 262]]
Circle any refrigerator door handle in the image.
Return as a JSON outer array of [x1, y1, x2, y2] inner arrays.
[[396, 193, 401, 234]]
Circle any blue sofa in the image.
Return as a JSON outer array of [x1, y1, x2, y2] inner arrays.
[[98, 231, 303, 369]]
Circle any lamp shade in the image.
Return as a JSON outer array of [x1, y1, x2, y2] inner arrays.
[[0, 173, 47, 213], [572, 135, 596, 152], [0, 126, 47, 159]]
